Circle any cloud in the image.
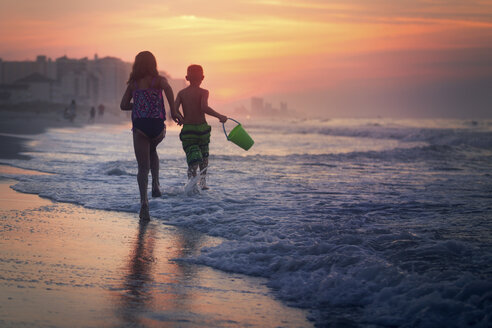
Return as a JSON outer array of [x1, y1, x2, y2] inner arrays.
[[1, 0, 491, 117]]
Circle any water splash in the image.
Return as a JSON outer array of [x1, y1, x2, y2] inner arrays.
[[183, 167, 207, 195]]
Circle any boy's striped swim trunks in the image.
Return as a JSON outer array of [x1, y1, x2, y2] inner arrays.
[[179, 123, 211, 165]]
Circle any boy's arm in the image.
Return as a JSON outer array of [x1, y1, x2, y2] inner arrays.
[[120, 84, 133, 111], [201, 90, 228, 123], [160, 77, 181, 124], [205, 106, 227, 123]]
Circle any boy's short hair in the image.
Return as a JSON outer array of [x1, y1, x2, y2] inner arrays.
[[187, 64, 203, 76]]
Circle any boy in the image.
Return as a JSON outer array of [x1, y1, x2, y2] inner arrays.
[[174, 65, 227, 189]]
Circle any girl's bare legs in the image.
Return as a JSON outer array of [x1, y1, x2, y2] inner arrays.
[[133, 129, 165, 220], [150, 147, 160, 197], [150, 128, 165, 197], [133, 131, 151, 220]]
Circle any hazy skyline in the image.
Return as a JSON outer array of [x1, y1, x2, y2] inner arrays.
[[1, 0, 491, 118]]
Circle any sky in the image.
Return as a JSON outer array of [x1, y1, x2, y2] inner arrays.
[[1, 0, 491, 118]]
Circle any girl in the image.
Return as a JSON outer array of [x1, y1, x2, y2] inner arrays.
[[121, 51, 182, 220]]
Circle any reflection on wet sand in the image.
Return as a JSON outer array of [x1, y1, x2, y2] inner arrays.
[[118, 221, 208, 325], [113, 218, 312, 327], [116, 220, 211, 326], [118, 219, 157, 326], [0, 179, 311, 327]]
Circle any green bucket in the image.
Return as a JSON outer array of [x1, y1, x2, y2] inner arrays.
[[222, 118, 254, 150]]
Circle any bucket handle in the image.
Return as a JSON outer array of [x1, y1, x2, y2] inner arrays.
[[222, 118, 241, 141]]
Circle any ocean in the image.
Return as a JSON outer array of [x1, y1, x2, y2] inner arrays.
[[2, 118, 492, 327]]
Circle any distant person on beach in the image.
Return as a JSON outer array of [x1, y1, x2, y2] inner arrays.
[[120, 51, 181, 220], [64, 99, 77, 122], [174, 64, 227, 190], [98, 104, 105, 118], [89, 106, 96, 122]]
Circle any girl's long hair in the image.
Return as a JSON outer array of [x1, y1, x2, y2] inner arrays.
[[127, 51, 158, 84]]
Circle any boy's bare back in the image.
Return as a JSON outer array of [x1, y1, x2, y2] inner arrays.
[[174, 64, 227, 126], [176, 86, 208, 125]]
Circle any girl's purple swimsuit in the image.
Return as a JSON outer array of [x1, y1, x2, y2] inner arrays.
[[132, 77, 166, 138]]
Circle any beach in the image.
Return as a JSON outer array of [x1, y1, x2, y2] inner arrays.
[[1, 105, 491, 327], [0, 102, 125, 159], [0, 108, 312, 327], [0, 175, 310, 327]]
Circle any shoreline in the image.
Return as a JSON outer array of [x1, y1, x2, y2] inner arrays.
[[0, 103, 128, 161], [0, 104, 313, 326], [0, 102, 127, 135], [0, 119, 313, 328], [0, 177, 311, 327], [0, 135, 32, 160]]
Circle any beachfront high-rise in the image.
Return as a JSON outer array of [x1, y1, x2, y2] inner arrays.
[[0, 55, 185, 107], [0, 54, 130, 106]]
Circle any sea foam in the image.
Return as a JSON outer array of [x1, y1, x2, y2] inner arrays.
[[2, 119, 492, 327]]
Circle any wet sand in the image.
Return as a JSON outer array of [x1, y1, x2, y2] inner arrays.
[[0, 135, 31, 160], [0, 166, 312, 327], [0, 103, 127, 161], [0, 107, 312, 326], [0, 102, 127, 135]]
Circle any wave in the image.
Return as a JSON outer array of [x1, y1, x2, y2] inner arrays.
[[211, 142, 491, 166], [308, 126, 492, 150], [2, 119, 492, 327], [188, 218, 492, 327], [99, 161, 135, 176], [5, 151, 492, 327], [251, 119, 492, 150]]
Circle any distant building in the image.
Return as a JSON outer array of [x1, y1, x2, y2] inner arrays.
[[0, 56, 56, 84], [0, 54, 185, 108], [233, 104, 249, 117], [0, 84, 29, 104], [250, 97, 292, 117], [53, 55, 131, 106], [280, 102, 288, 113], [14, 73, 55, 102], [251, 97, 264, 115], [90, 56, 131, 106]]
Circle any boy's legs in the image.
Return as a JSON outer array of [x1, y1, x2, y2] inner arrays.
[[183, 143, 201, 179], [198, 141, 209, 189], [198, 157, 208, 189], [180, 124, 211, 186], [187, 162, 199, 179], [199, 156, 208, 174], [133, 131, 151, 220]]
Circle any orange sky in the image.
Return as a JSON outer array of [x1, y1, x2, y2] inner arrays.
[[1, 0, 491, 117]]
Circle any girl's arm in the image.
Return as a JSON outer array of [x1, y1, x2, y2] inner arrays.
[[161, 77, 182, 124], [120, 84, 133, 111]]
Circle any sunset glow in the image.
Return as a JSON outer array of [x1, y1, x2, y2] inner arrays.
[[1, 0, 491, 117]]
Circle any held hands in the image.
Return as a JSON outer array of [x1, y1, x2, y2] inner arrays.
[[172, 113, 184, 126]]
